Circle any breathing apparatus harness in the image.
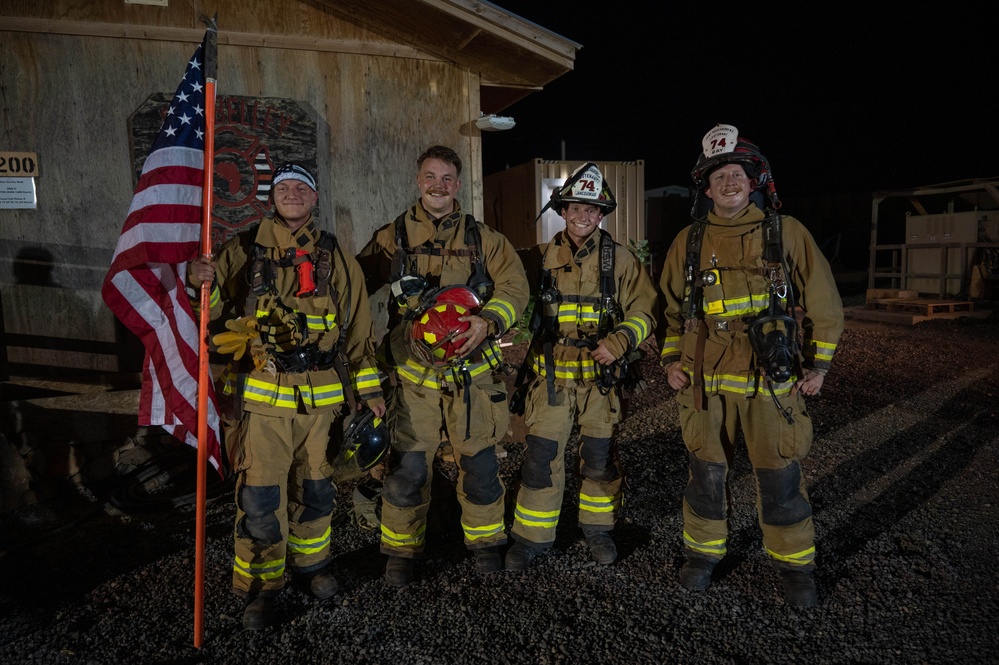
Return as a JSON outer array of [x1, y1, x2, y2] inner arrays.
[[240, 222, 363, 413], [389, 211, 495, 438], [681, 210, 800, 424], [510, 230, 644, 415]]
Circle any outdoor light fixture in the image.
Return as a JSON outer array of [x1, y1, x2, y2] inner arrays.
[[475, 114, 516, 131]]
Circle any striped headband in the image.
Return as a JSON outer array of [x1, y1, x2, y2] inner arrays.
[[272, 163, 317, 191]]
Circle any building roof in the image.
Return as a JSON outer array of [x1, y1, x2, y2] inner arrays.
[[313, 0, 580, 113]]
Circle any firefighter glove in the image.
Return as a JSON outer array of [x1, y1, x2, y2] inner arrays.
[[212, 316, 259, 360]]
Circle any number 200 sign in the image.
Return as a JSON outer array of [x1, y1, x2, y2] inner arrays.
[[0, 152, 39, 177]]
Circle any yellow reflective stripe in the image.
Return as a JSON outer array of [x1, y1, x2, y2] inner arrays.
[[288, 527, 331, 555], [305, 313, 337, 332], [380, 523, 426, 548], [532, 356, 599, 381], [189, 285, 221, 314], [702, 292, 772, 317], [767, 545, 815, 566], [302, 382, 345, 407], [233, 555, 285, 580], [353, 367, 382, 394], [398, 355, 495, 388], [814, 340, 836, 361], [579, 491, 621, 514], [482, 298, 517, 328], [660, 337, 680, 358], [683, 531, 727, 557], [618, 317, 649, 344], [513, 504, 560, 528], [556, 303, 600, 324], [244, 378, 297, 408], [462, 520, 505, 541]]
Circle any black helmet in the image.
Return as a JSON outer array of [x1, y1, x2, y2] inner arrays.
[[550, 163, 617, 216], [690, 124, 777, 207], [340, 407, 389, 470]]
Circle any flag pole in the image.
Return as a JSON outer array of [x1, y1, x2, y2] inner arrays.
[[195, 15, 218, 650]]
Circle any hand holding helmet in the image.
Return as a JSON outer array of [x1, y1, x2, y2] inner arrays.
[[407, 286, 483, 368]]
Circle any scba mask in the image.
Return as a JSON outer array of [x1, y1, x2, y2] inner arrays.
[[747, 311, 799, 384]]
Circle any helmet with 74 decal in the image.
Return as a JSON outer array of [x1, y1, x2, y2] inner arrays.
[[408, 286, 483, 367], [549, 162, 617, 216], [690, 123, 779, 208]]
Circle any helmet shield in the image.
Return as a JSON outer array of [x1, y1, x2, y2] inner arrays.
[[550, 163, 617, 215]]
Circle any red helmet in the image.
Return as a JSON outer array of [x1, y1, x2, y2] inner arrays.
[[408, 286, 482, 367]]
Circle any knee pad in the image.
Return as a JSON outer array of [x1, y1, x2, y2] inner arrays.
[[459, 447, 503, 505], [757, 462, 811, 527], [580, 435, 618, 482], [683, 452, 727, 521], [383, 451, 427, 508], [237, 484, 282, 543], [522, 434, 558, 488], [299, 477, 335, 522]]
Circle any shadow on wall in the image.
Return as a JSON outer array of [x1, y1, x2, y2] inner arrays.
[[2, 247, 144, 381]]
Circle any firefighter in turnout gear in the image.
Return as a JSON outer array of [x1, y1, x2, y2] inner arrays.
[[505, 163, 657, 571], [658, 125, 844, 607], [356, 145, 528, 587], [188, 163, 384, 629]]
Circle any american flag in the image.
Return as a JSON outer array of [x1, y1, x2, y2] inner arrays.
[[101, 31, 222, 472]]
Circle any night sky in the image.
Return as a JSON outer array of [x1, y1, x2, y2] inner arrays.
[[482, 5, 996, 201]]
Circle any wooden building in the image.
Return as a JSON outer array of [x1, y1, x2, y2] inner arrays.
[[0, 0, 579, 378]]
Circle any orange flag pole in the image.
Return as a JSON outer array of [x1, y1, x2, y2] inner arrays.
[[195, 15, 218, 649]]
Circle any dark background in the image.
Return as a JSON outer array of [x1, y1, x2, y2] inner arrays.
[[483, 4, 995, 200]]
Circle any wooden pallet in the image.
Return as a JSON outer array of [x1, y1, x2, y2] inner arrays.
[[867, 298, 975, 315], [844, 299, 991, 325]]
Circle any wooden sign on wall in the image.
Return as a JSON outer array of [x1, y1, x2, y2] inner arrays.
[[129, 94, 318, 250]]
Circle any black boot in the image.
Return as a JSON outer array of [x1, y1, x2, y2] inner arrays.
[[242, 595, 276, 630], [504, 542, 540, 571], [384, 556, 416, 588], [781, 569, 818, 607], [584, 531, 618, 565], [474, 546, 503, 574], [679, 557, 716, 591]]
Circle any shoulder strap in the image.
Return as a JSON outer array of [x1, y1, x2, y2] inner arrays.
[[463, 214, 493, 300], [682, 220, 707, 320], [390, 212, 409, 283]]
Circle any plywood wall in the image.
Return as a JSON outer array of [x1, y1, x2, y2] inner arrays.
[[0, 1, 488, 372]]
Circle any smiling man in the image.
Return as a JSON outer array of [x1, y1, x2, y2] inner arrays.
[[658, 125, 844, 607], [504, 163, 657, 571], [187, 162, 384, 629], [356, 145, 528, 587]]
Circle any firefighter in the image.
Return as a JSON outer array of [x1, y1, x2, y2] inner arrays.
[[188, 163, 384, 629], [505, 163, 657, 570], [356, 145, 529, 587], [658, 125, 844, 607]]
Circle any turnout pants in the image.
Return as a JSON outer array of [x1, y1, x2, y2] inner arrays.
[[379, 374, 509, 557], [510, 377, 623, 547], [228, 408, 337, 596], [677, 387, 816, 570]]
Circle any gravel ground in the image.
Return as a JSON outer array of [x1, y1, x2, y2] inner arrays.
[[2, 308, 998, 665]]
